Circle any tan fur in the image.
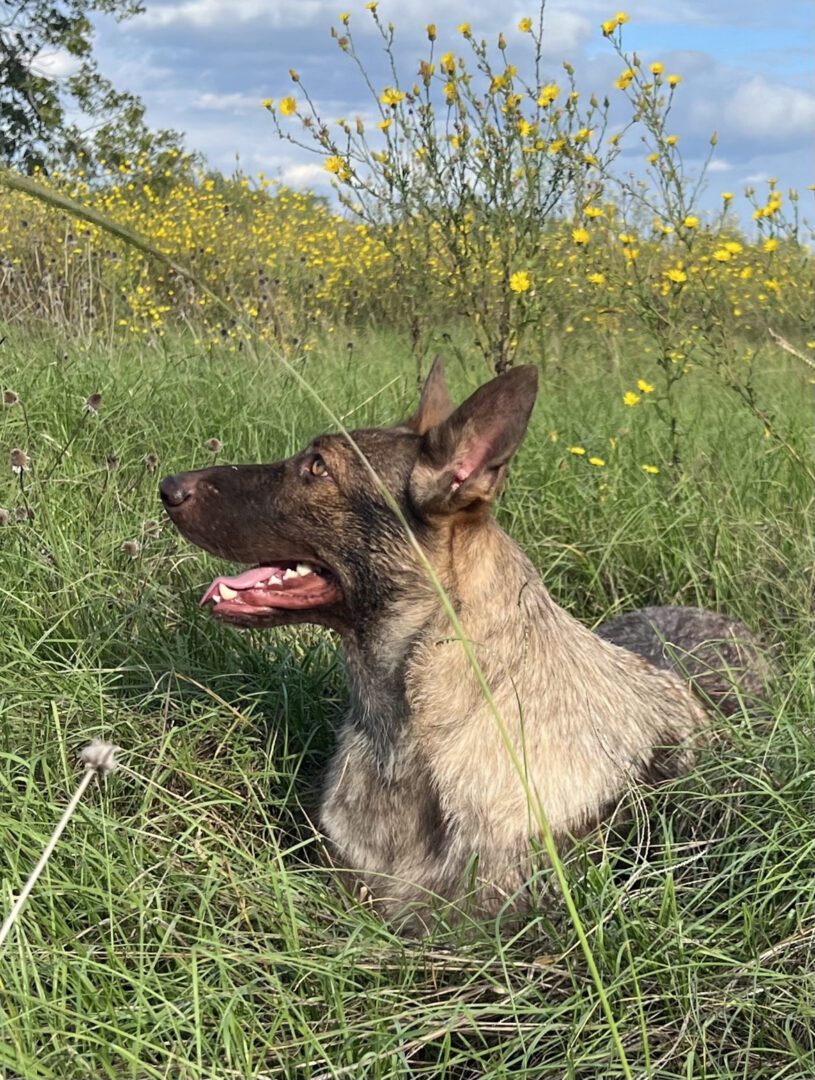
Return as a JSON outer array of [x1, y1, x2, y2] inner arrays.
[[160, 359, 765, 927]]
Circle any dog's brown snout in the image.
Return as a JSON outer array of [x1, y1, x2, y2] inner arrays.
[[160, 473, 196, 508]]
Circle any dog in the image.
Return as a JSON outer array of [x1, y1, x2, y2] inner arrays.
[[160, 359, 769, 922]]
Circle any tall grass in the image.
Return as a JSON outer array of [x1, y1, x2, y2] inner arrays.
[[0, 329, 812, 1078]]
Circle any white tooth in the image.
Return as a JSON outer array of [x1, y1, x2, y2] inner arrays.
[[267, 574, 282, 586], [212, 594, 221, 604], [296, 563, 312, 576], [283, 568, 298, 581], [219, 584, 238, 600]]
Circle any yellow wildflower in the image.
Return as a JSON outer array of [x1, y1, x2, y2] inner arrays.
[[587, 272, 605, 284], [537, 83, 560, 107], [721, 191, 734, 202], [650, 62, 664, 75], [572, 227, 590, 245], [763, 238, 779, 252], [458, 22, 471, 35], [664, 267, 687, 284], [380, 87, 405, 107], [641, 464, 659, 475], [713, 248, 731, 262], [324, 155, 346, 174], [568, 446, 586, 455], [509, 270, 532, 293], [682, 215, 699, 228], [724, 241, 742, 254], [260, 98, 274, 109], [279, 96, 297, 117], [616, 11, 629, 23], [623, 391, 641, 406], [665, 135, 678, 146], [589, 457, 606, 467], [518, 17, 533, 32], [637, 379, 655, 393], [339, 12, 350, 24], [377, 118, 392, 131], [667, 74, 681, 87]]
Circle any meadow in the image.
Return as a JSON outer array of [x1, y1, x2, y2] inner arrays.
[[0, 320, 812, 1078], [0, 9, 814, 1075]]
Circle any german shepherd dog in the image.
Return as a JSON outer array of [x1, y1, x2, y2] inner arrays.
[[160, 360, 768, 922]]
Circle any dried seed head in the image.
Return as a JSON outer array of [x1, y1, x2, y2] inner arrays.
[[80, 739, 120, 775], [0, 508, 9, 526], [84, 392, 103, 415], [3, 390, 19, 407], [106, 455, 120, 472], [10, 448, 29, 474], [15, 506, 33, 522], [144, 452, 159, 473], [121, 539, 141, 558], [204, 438, 222, 453], [142, 518, 161, 535]]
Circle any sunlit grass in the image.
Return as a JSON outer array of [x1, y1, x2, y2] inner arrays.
[[0, 330, 812, 1078]]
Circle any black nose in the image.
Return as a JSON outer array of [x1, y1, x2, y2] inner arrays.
[[159, 473, 193, 508]]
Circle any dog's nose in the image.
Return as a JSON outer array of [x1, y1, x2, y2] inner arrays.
[[160, 473, 194, 508]]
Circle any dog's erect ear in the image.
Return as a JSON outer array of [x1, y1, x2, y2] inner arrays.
[[408, 355, 454, 435], [410, 365, 538, 515]]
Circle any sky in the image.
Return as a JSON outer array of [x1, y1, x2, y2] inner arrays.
[[62, 0, 814, 221]]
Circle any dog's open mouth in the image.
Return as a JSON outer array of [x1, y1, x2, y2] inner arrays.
[[200, 560, 342, 618]]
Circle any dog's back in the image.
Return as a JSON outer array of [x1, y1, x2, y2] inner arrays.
[[597, 606, 773, 716]]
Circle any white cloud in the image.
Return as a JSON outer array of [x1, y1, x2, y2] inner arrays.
[[194, 91, 261, 113], [280, 161, 334, 187], [707, 159, 733, 173], [723, 76, 815, 143], [29, 48, 82, 78]]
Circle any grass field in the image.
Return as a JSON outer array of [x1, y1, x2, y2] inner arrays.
[[0, 329, 813, 1079]]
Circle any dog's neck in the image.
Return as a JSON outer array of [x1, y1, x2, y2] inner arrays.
[[339, 518, 552, 778]]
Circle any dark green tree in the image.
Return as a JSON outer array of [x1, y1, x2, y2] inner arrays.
[[0, 0, 187, 175]]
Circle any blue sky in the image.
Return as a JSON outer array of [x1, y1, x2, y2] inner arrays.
[[73, 0, 813, 221]]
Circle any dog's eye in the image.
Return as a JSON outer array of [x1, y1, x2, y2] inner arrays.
[[310, 455, 329, 478]]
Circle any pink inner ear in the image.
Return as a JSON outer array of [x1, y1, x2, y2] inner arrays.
[[451, 435, 493, 490]]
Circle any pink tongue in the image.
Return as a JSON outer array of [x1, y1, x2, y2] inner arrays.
[[218, 566, 281, 589]]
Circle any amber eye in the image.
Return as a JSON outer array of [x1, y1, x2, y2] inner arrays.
[[310, 455, 329, 477]]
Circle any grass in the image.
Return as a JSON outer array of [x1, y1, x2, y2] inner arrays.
[[0, 328, 813, 1079]]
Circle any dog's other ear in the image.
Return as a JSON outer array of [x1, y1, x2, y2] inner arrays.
[[408, 355, 454, 435], [410, 364, 538, 515]]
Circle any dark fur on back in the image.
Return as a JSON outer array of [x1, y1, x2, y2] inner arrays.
[[160, 359, 773, 926], [597, 606, 773, 715]]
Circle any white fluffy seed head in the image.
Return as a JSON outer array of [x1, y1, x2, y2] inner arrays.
[[79, 740, 120, 776]]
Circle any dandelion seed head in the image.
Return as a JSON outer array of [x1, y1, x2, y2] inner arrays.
[[121, 539, 141, 558], [10, 448, 29, 474], [205, 438, 222, 453], [80, 739, 120, 776], [3, 390, 19, 407], [84, 392, 103, 415]]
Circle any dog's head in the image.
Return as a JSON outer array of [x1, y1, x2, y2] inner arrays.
[[160, 360, 538, 633]]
